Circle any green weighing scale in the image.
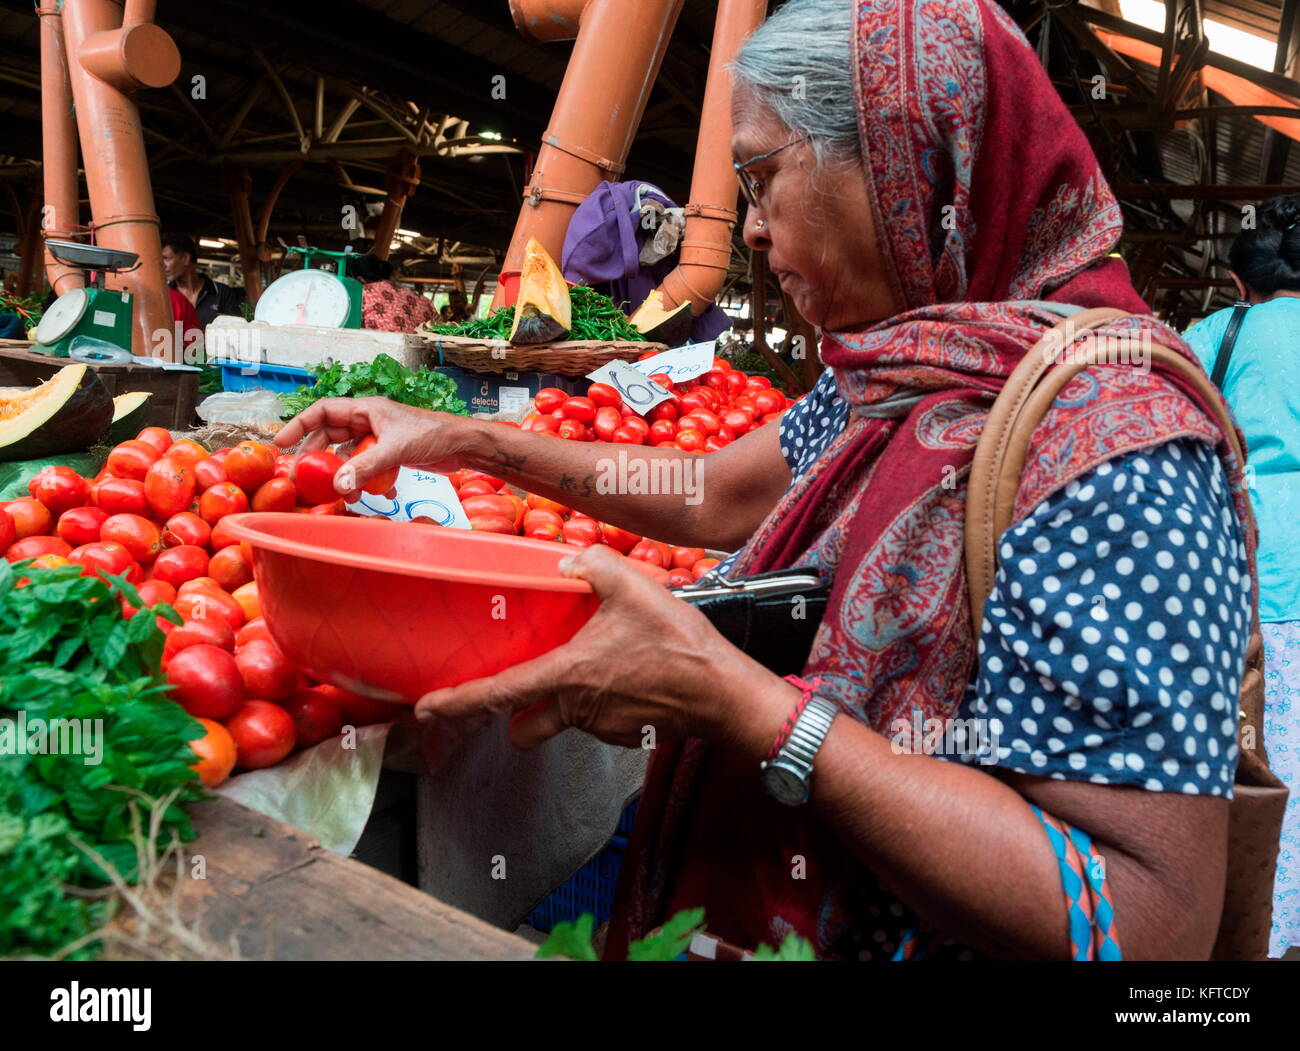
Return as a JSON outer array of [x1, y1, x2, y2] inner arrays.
[[33, 240, 138, 360], [254, 245, 364, 328]]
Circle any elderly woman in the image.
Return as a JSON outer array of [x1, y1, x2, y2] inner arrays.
[[279, 0, 1253, 960]]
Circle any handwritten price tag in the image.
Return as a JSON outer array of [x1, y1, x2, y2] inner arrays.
[[585, 359, 674, 417], [630, 341, 715, 385], [346, 468, 472, 528]]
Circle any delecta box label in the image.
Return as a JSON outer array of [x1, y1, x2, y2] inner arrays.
[[346, 468, 471, 528]]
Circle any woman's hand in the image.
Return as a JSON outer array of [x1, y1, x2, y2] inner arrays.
[[275, 397, 480, 498], [414, 545, 791, 751]]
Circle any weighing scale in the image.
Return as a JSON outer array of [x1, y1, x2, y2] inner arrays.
[[254, 245, 364, 329], [33, 240, 138, 360]]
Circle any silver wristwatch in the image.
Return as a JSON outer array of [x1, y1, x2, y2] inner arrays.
[[760, 694, 840, 806]]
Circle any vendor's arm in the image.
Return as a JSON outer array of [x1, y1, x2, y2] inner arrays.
[[275, 396, 790, 551]]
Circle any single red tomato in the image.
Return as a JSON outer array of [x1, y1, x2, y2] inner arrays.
[[152, 545, 211, 588], [199, 482, 249, 525], [753, 389, 785, 416], [135, 426, 173, 455], [648, 373, 674, 390], [667, 568, 695, 588], [600, 523, 641, 553], [704, 435, 731, 452], [593, 405, 622, 442], [272, 454, 295, 480], [101, 513, 162, 563], [725, 371, 747, 396], [144, 457, 196, 519], [648, 420, 677, 444], [208, 544, 253, 592], [687, 409, 721, 436], [610, 426, 642, 444], [560, 396, 597, 423], [92, 477, 149, 517], [251, 477, 297, 513], [586, 382, 623, 410], [294, 450, 345, 506], [534, 387, 568, 414], [556, 418, 587, 442], [561, 518, 602, 545], [189, 718, 237, 788], [236, 617, 274, 648], [167, 643, 245, 720], [105, 439, 162, 482], [6, 535, 72, 563], [193, 456, 228, 490], [161, 618, 237, 664], [468, 514, 518, 535], [526, 493, 570, 516], [676, 428, 705, 453], [4, 497, 52, 540], [0, 509, 13, 554], [525, 522, 562, 542], [722, 409, 753, 433], [163, 438, 209, 469], [135, 578, 177, 608], [224, 441, 276, 491], [745, 375, 773, 390], [209, 447, 232, 465], [646, 400, 679, 424], [173, 585, 245, 630], [351, 435, 400, 495], [162, 511, 211, 549], [461, 494, 519, 522], [304, 500, 346, 515], [56, 505, 109, 547], [522, 508, 564, 533], [208, 517, 240, 550], [671, 546, 707, 570], [234, 638, 297, 700], [282, 688, 344, 749], [27, 466, 90, 516], [618, 417, 651, 442], [225, 700, 296, 770], [691, 557, 721, 580], [68, 541, 138, 581]]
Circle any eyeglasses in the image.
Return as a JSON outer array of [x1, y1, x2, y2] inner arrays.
[[733, 135, 810, 209]]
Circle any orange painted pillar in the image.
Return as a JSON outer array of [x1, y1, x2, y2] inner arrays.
[[59, 0, 180, 357], [38, 2, 85, 296], [495, 0, 684, 306]]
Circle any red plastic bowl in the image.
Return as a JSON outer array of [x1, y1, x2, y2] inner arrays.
[[221, 513, 598, 704]]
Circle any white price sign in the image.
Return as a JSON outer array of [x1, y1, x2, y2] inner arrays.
[[630, 341, 716, 385], [585, 359, 674, 417], [346, 467, 472, 528]]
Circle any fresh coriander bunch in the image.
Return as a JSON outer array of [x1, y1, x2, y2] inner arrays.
[[280, 352, 469, 419]]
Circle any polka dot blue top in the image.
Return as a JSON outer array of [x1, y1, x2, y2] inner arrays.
[[778, 369, 1250, 798]]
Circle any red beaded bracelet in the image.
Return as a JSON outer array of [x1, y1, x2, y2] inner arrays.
[[768, 674, 824, 761]]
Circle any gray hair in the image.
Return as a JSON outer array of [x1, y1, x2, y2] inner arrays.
[[730, 0, 860, 166]]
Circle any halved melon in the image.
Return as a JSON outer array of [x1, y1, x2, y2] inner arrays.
[[629, 289, 693, 347], [108, 391, 154, 443], [0, 363, 115, 463], [508, 237, 572, 345]]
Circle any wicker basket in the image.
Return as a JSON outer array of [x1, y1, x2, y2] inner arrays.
[[416, 332, 665, 377]]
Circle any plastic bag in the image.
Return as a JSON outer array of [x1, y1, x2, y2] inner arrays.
[[0, 451, 104, 501], [196, 388, 284, 430]]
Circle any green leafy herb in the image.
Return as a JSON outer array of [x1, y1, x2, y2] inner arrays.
[[752, 931, 817, 961], [427, 286, 646, 343], [279, 352, 469, 419], [534, 913, 600, 961], [0, 560, 206, 960], [626, 906, 705, 961]]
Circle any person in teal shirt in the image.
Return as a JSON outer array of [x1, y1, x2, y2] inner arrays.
[[1184, 194, 1300, 958]]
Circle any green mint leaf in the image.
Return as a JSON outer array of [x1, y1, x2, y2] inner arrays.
[[534, 914, 599, 961], [626, 907, 705, 961]]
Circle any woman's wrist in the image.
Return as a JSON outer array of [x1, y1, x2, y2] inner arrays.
[[706, 650, 803, 760]]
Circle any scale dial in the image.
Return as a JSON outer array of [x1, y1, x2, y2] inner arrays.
[[35, 287, 89, 344], [255, 268, 354, 328]]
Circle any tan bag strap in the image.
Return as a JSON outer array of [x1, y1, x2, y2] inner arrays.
[[966, 309, 1252, 639]]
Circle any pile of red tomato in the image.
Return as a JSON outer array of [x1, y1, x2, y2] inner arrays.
[[518, 354, 790, 453], [0, 428, 401, 788], [474, 357, 792, 582]]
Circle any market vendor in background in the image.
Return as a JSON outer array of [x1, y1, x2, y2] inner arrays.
[[346, 243, 440, 333], [280, 0, 1255, 960], [161, 232, 244, 327], [1183, 195, 1300, 959]]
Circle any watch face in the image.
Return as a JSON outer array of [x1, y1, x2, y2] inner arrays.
[[762, 762, 809, 806]]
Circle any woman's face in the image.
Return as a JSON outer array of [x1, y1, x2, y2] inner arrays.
[[731, 90, 899, 331]]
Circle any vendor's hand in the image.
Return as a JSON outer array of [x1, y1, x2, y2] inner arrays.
[[275, 397, 477, 499], [414, 545, 767, 751]]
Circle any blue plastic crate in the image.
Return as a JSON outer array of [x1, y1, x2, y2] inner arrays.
[[527, 797, 639, 933], [211, 359, 315, 394]]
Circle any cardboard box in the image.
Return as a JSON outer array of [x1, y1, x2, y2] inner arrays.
[[434, 365, 585, 418]]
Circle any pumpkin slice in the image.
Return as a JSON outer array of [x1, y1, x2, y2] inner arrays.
[[629, 289, 693, 347], [508, 237, 572, 345], [108, 391, 154, 443], [0, 363, 115, 463]]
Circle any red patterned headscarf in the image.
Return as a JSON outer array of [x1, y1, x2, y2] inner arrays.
[[607, 0, 1243, 957]]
